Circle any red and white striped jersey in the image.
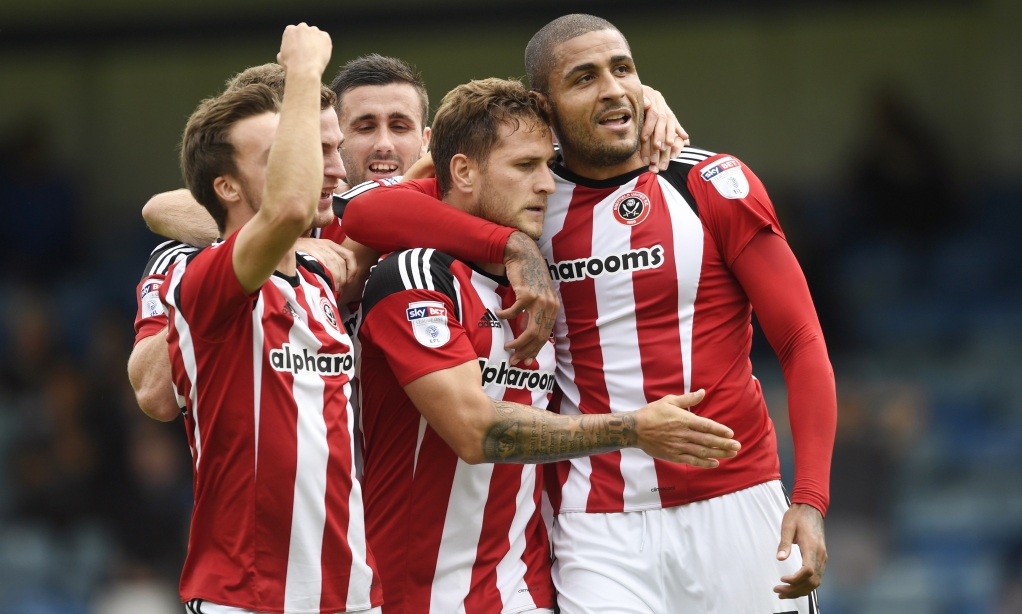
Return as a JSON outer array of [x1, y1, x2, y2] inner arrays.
[[357, 248, 556, 614], [541, 148, 784, 514], [160, 230, 382, 613]]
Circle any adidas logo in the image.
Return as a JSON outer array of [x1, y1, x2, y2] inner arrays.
[[478, 310, 502, 328]]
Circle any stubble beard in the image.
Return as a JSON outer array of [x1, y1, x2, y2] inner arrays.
[[477, 185, 544, 242], [551, 100, 644, 170]]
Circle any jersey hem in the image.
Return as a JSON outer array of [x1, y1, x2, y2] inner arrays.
[[554, 475, 780, 514], [181, 594, 381, 614]]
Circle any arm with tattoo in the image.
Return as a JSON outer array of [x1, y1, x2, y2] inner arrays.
[[483, 399, 637, 463], [403, 360, 739, 467]]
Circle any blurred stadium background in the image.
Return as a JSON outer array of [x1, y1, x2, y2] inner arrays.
[[1, 0, 1020, 612]]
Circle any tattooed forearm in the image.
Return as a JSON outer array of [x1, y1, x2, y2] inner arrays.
[[483, 399, 638, 463], [504, 232, 549, 297]]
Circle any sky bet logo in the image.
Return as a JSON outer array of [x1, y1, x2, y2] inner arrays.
[[270, 343, 353, 376], [700, 157, 740, 180], [407, 304, 447, 320]]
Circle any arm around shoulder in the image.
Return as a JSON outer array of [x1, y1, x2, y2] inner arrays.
[[142, 189, 218, 247]]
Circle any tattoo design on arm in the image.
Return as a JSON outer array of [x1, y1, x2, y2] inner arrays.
[[482, 399, 638, 463]]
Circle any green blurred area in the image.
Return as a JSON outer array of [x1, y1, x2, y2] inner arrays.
[[0, 0, 1019, 223]]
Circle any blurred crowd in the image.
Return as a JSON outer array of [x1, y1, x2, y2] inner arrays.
[[0, 87, 1019, 614]]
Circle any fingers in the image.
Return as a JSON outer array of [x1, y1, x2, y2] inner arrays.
[[779, 566, 813, 586], [495, 298, 525, 321], [773, 565, 817, 599], [339, 248, 357, 287], [503, 321, 541, 366], [663, 389, 705, 409], [675, 454, 720, 469]]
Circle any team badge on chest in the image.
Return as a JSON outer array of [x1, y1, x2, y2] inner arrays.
[[612, 191, 651, 226], [406, 301, 451, 348], [320, 296, 339, 330]]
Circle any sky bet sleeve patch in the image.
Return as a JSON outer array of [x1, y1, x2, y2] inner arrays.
[[701, 156, 751, 199], [406, 301, 451, 348], [140, 280, 165, 318]]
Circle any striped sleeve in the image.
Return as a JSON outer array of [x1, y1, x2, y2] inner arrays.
[[133, 240, 200, 345], [359, 248, 474, 387]]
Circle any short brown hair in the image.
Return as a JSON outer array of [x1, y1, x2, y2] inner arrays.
[[227, 63, 336, 110], [330, 54, 428, 126], [431, 78, 545, 195], [525, 14, 624, 94], [180, 84, 280, 232]]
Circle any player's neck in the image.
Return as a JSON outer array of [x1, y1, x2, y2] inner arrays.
[[443, 192, 507, 277], [560, 148, 645, 181]]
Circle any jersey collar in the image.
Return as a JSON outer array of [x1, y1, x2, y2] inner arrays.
[[551, 161, 647, 189]]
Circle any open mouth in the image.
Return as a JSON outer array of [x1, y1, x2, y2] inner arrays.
[[368, 161, 400, 175], [598, 110, 632, 128]]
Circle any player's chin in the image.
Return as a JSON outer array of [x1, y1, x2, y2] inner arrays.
[[311, 209, 335, 229], [516, 212, 545, 241]]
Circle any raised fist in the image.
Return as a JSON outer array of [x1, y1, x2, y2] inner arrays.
[[276, 23, 332, 77]]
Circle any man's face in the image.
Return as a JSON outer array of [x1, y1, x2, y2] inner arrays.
[[228, 107, 345, 229], [474, 121, 556, 241], [315, 106, 345, 228], [337, 83, 428, 186], [545, 29, 645, 170], [229, 111, 279, 217]]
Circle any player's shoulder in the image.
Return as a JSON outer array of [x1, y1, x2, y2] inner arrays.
[[332, 177, 404, 220], [295, 251, 333, 290], [143, 239, 201, 278], [361, 248, 460, 321], [664, 147, 756, 205]]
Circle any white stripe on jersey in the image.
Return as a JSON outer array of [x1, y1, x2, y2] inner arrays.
[[494, 470, 541, 612], [166, 260, 203, 467], [659, 175, 705, 396], [588, 179, 659, 510], [344, 371, 375, 612], [537, 181, 593, 506], [472, 272, 508, 401], [429, 460, 494, 614], [398, 250, 414, 290], [412, 414, 428, 476], [678, 147, 716, 157], [252, 296, 265, 475], [421, 248, 436, 291], [279, 278, 329, 614]]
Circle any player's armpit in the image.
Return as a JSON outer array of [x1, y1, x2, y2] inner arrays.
[[142, 189, 219, 248], [127, 330, 180, 422]]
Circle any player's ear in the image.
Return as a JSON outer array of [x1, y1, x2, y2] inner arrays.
[[419, 126, 431, 159], [449, 153, 475, 195], [531, 90, 552, 122], [213, 175, 242, 207]]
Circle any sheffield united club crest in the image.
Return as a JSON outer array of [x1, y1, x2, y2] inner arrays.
[[612, 191, 651, 226]]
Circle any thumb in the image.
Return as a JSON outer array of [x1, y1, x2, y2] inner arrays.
[[777, 513, 796, 560]]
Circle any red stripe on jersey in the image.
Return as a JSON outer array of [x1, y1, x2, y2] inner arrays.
[[402, 431, 460, 614], [521, 469, 553, 597], [464, 465, 522, 614], [549, 186, 625, 512], [543, 387, 567, 514], [250, 298, 298, 609], [628, 173, 693, 503]]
